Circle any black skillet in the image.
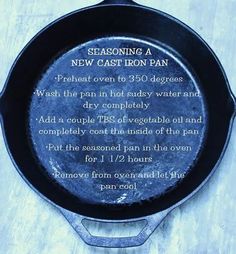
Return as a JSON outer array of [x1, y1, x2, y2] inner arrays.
[[0, 0, 235, 248]]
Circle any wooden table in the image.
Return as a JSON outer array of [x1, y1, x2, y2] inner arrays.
[[0, 0, 236, 253]]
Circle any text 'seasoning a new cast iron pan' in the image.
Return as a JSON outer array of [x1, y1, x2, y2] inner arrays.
[[0, 0, 235, 248]]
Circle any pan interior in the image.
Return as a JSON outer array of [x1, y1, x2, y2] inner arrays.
[[28, 36, 207, 206]]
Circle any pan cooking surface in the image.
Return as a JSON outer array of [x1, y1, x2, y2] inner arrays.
[[29, 36, 207, 205]]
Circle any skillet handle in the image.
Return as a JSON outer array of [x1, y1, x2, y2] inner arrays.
[[100, 0, 136, 5], [59, 207, 170, 248]]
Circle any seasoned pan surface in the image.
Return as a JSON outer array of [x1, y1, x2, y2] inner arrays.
[[29, 36, 207, 206]]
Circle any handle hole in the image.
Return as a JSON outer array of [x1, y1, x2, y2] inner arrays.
[[82, 219, 146, 237]]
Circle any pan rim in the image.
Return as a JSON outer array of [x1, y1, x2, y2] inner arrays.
[[0, 2, 235, 220]]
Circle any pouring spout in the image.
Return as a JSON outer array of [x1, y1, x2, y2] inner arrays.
[[0, 92, 4, 116], [0, 90, 7, 117], [99, 0, 136, 5], [229, 91, 236, 118]]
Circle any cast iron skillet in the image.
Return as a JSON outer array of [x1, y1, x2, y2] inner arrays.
[[0, 0, 235, 248]]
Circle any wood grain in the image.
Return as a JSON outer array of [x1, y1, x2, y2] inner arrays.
[[0, 0, 236, 253]]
